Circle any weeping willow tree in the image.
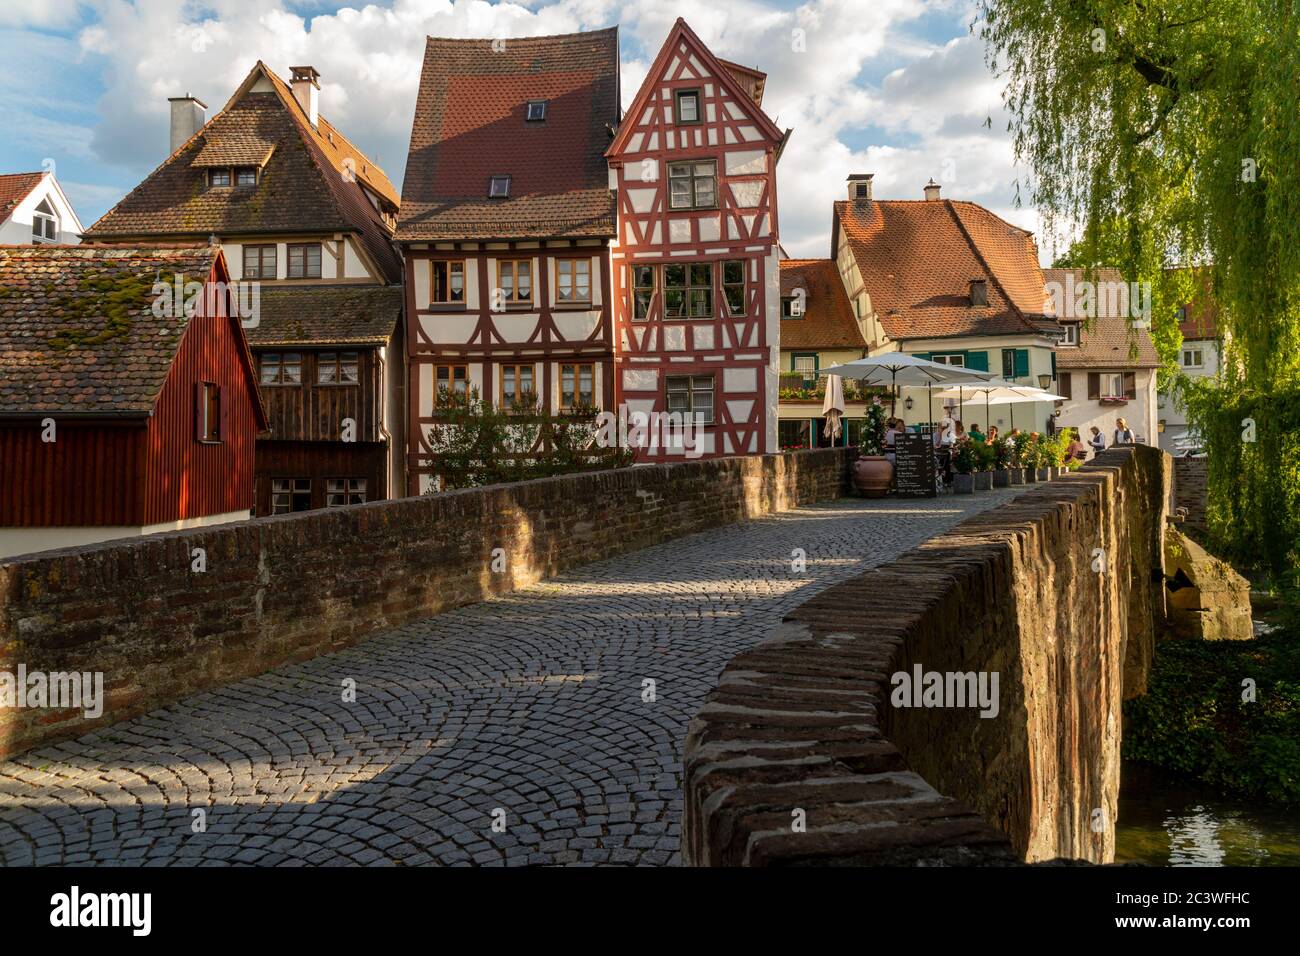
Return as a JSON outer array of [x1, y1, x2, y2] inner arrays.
[[980, 0, 1300, 587]]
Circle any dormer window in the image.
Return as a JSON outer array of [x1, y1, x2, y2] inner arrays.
[[235, 167, 257, 187], [969, 279, 988, 307], [674, 89, 701, 125], [209, 169, 231, 188], [31, 199, 57, 243], [489, 175, 511, 199], [1061, 322, 1079, 347], [526, 100, 547, 122]]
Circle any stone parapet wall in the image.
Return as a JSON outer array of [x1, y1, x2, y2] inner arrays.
[[0, 448, 854, 758], [1172, 456, 1208, 534], [682, 446, 1170, 866]]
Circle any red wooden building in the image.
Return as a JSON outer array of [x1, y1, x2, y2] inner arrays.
[[0, 244, 266, 558]]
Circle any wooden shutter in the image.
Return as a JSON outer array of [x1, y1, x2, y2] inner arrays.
[[1087, 373, 1101, 400], [1014, 349, 1030, 378], [1124, 372, 1136, 399], [1060, 372, 1072, 399], [966, 350, 989, 372], [194, 382, 204, 441]]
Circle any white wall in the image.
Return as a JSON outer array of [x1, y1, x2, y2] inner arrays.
[[1157, 338, 1220, 453], [0, 509, 249, 561], [1056, 368, 1159, 448], [0, 173, 83, 244]]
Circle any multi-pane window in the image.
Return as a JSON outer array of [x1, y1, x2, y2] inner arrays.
[[317, 351, 359, 385], [271, 478, 312, 514], [431, 260, 465, 304], [1181, 347, 1204, 368], [560, 363, 595, 410], [793, 354, 817, 381], [556, 258, 591, 304], [666, 375, 714, 424], [235, 167, 257, 186], [1061, 323, 1079, 346], [209, 169, 231, 187], [326, 478, 367, 507], [664, 262, 713, 318], [781, 296, 802, 319], [435, 364, 468, 403], [287, 243, 322, 279], [500, 364, 535, 407], [722, 260, 745, 316], [668, 161, 716, 209], [631, 265, 655, 320], [31, 199, 57, 242], [243, 244, 276, 280], [674, 89, 701, 124], [259, 352, 302, 385], [931, 354, 966, 367], [498, 259, 532, 306], [200, 383, 221, 442]]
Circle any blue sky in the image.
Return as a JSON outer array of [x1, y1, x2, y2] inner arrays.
[[0, 0, 1047, 259]]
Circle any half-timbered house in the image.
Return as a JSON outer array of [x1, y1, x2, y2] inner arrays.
[[395, 29, 620, 493], [606, 18, 789, 459], [81, 62, 405, 514]]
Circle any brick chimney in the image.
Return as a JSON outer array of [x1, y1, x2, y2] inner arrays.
[[167, 95, 207, 155], [924, 178, 941, 201], [846, 173, 873, 202], [290, 66, 320, 127]]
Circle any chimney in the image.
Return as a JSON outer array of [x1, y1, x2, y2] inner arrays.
[[168, 95, 207, 154], [924, 178, 941, 201], [846, 173, 873, 203], [290, 66, 321, 127]]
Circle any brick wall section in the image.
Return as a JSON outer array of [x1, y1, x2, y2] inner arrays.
[[1172, 456, 1208, 535], [682, 446, 1170, 866], [0, 448, 855, 758]]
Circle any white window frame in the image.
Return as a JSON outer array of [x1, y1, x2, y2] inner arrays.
[[31, 199, 57, 243], [932, 353, 966, 367], [1181, 347, 1204, 369]]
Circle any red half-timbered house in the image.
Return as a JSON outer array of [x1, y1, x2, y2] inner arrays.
[[0, 245, 266, 558], [396, 29, 620, 493], [606, 18, 788, 459]]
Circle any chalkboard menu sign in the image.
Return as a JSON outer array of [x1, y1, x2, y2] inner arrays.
[[894, 431, 937, 498]]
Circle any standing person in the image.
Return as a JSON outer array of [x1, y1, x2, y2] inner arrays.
[[1113, 417, 1135, 446], [1065, 428, 1087, 462], [1089, 426, 1106, 455], [954, 421, 966, 442]]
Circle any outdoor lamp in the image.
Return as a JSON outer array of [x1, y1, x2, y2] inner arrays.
[[904, 396, 914, 411], [1038, 374, 1052, 389]]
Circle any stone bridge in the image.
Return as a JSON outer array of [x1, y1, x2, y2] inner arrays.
[[0, 447, 1169, 866]]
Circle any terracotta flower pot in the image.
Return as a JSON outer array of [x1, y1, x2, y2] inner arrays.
[[852, 455, 893, 498], [993, 468, 1010, 488], [974, 471, 993, 491], [952, 473, 974, 494]]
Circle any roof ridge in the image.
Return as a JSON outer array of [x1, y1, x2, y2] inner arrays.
[[424, 25, 618, 43]]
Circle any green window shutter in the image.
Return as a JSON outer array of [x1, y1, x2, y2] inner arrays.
[[914, 352, 931, 361], [965, 350, 989, 372], [1050, 351, 1057, 377], [1014, 349, 1030, 378]]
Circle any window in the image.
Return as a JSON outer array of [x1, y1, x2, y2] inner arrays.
[[1061, 322, 1079, 347], [969, 279, 988, 306], [1001, 348, 1029, 380], [931, 353, 966, 367], [668, 161, 716, 209], [556, 258, 591, 304], [326, 478, 367, 507], [722, 260, 745, 316], [674, 89, 701, 124], [1060, 372, 1073, 400], [260, 352, 302, 385], [272, 478, 312, 514], [435, 364, 468, 403], [287, 243, 322, 279], [560, 363, 595, 410], [793, 353, 817, 382], [200, 382, 221, 442], [631, 265, 655, 320], [31, 199, 57, 242], [208, 169, 231, 187], [664, 262, 713, 318], [317, 351, 359, 385], [666, 375, 714, 424], [500, 364, 535, 408], [489, 175, 511, 198], [430, 260, 465, 304], [497, 259, 532, 306], [526, 100, 547, 122], [781, 296, 803, 319], [1181, 347, 1204, 369], [235, 167, 257, 187], [243, 244, 277, 280]]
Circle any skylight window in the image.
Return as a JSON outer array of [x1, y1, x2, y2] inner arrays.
[[488, 175, 511, 199], [526, 100, 547, 122]]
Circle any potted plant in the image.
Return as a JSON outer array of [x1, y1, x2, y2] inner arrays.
[[1022, 433, 1042, 482], [851, 398, 892, 497], [973, 441, 996, 490], [1006, 434, 1026, 484], [991, 436, 1012, 487], [1045, 431, 1071, 479], [951, 439, 976, 494]]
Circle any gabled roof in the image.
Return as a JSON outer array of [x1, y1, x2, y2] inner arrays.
[[832, 197, 1056, 341], [607, 18, 786, 157], [83, 62, 401, 282], [0, 244, 266, 424], [396, 29, 619, 242], [1042, 267, 1161, 369], [779, 259, 865, 350], [0, 172, 44, 221], [248, 285, 403, 347]]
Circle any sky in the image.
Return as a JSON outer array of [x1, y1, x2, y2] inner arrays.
[[0, 0, 1062, 261]]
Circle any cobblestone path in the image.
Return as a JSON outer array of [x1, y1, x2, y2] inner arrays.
[[0, 491, 1018, 866]]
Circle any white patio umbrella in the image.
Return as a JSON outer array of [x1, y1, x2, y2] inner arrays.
[[822, 373, 845, 442], [820, 353, 994, 420], [982, 386, 1067, 431], [933, 378, 1031, 433]]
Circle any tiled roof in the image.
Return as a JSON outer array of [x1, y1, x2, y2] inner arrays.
[[1043, 267, 1161, 368], [779, 258, 865, 350], [0, 172, 44, 221], [0, 244, 226, 415], [247, 285, 402, 347], [833, 198, 1056, 342], [191, 138, 275, 168], [396, 29, 619, 241], [83, 63, 401, 282]]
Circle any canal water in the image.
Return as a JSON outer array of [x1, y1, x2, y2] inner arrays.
[[1116, 762, 1300, 866]]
